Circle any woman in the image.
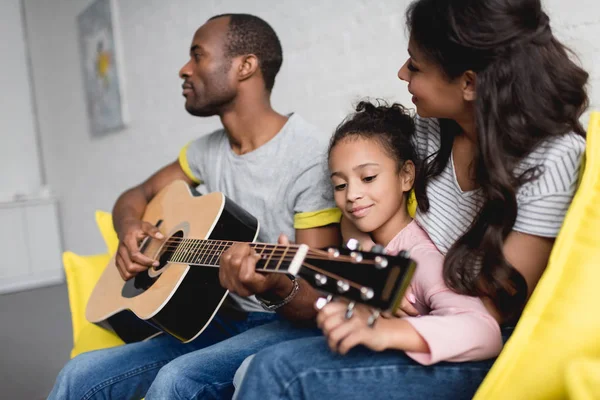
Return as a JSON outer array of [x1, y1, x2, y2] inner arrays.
[[235, 0, 588, 398]]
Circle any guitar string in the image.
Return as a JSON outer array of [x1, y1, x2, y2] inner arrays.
[[150, 240, 380, 264], [163, 259, 370, 292], [155, 248, 378, 265], [148, 236, 374, 257]]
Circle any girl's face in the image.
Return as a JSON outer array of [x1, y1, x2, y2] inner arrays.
[[329, 137, 414, 244], [397, 39, 471, 120]]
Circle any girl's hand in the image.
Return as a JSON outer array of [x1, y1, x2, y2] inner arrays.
[[393, 287, 420, 318], [316, 300, 392, 355]]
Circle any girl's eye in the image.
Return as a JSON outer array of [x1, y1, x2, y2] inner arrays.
[[407, 61, 419, 72], [363, 175, 377, 183], [334, 183, 347, 191]]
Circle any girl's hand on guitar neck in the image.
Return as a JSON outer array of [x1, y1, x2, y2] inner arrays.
[[219, 235, 294, 298], [115, 219, 164, 281]]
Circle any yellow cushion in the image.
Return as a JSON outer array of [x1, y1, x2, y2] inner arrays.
[[566, 357, 600, 400], [63, 211, 124, 358], [474, 112, 600, 399], [95, 209, 119, 255]]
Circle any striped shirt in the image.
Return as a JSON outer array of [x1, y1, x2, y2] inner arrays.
[[413, 117, 586, 255]]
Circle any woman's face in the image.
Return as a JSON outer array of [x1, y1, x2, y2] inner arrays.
[[397, 39, 468, 120]]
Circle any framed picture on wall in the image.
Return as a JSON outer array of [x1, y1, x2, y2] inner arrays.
[[77, 0, 127, 137]]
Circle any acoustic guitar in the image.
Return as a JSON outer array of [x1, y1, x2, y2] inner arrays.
[[86, 180, 416, 343]]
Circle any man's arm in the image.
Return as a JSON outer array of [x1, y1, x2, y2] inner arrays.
[[219, 224, 341, 322], [113, 160, 194, 280]]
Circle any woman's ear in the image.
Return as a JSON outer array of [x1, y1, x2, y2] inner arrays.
[[462, 70, 477, 102], [400, 160, 415, 193], [237, 54, 259, 82]]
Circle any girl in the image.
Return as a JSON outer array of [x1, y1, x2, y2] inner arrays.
[[322, 100, 503, 364], [235, 0, 588, 398]]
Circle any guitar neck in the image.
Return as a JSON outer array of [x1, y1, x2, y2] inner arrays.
[[165, 238, 309, 276], [160, 237, 415, 312]]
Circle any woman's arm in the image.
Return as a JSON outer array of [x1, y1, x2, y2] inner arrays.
[[483, 231, 555, 322]]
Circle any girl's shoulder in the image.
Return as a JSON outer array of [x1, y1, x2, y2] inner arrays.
[[386, 221, 443, 265]]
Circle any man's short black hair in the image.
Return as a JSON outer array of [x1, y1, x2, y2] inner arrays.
[[209, 14, 283, 92]]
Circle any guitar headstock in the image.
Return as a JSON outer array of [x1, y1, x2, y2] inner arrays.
[[297, 245, 417, 312]]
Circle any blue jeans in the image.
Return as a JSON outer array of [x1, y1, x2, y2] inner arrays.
[[48, 311, 319, 400], [236, 326, 514, 400]]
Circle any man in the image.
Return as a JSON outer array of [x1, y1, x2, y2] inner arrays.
[[49, 14, 339, 399]]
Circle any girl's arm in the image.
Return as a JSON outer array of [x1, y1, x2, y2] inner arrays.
[[318, 246, 503, 365], [397, 246, 503, 365], [317, 301, 429, 354]]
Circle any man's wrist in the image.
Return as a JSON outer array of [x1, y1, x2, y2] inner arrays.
[[256, 275, 299, 311], [259, 274, 295, 301], [115, 217, 136, 239]]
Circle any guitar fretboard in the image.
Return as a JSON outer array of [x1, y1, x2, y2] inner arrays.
[[167, 238, 303, 274]]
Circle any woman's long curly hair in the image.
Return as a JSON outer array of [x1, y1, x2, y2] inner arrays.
[[407, 0, 588, 320]]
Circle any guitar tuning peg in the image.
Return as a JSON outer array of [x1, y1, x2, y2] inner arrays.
[[327, 248, 340, 258], [337, 280, 350, 293], [371, 244, 387, 254], [314, 273, 328, 286], [315, 294, 334, 310], [397, 250, 411, 258], [350, 251, 363, 263], [345, 238, 361, 251], [374, 256, 388, 269], [360, 287, 374, 301]]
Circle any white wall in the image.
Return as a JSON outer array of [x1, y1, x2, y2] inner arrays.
[[22, 0, 600, 255], [0, 0, 42, 199]]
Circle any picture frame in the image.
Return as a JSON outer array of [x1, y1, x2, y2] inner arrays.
[[77, 0, 127, 137]]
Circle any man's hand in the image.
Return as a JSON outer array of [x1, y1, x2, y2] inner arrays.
[[115, 219, 164, 280], [219, 235, 292, 297]]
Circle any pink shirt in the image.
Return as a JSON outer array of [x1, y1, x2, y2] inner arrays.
[[385, 221, 503, 365]]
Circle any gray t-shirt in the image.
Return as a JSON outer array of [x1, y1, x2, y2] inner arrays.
[[179, 113, 340, 312], [413, 116, 585, 255]]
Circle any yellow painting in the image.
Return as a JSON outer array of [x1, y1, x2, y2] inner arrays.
[[77, 0, 126, 137]]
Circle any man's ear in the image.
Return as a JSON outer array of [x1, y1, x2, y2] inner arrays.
[[400, 160, 415, 192], [462, 70, 477, 102], [237, 54, 259, 82]]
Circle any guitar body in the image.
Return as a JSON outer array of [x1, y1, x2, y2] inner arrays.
[[86, 181, 259, 343]]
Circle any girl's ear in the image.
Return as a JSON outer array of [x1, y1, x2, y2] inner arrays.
[[462, 70, 477, 102], [400, 160, 416, 193]]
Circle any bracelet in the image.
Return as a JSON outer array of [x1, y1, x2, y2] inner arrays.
[[256, 275, 300, 311]]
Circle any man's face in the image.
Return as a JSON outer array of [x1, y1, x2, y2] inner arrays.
[[179, 17, 237, 116]]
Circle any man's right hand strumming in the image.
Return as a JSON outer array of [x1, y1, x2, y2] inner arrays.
[[112, 160, 195, 281], [115, 219, 165, 280]]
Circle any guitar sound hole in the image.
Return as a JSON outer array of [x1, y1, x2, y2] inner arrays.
[[123, 230, 185, 298], [154, 230, 184, 271]]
